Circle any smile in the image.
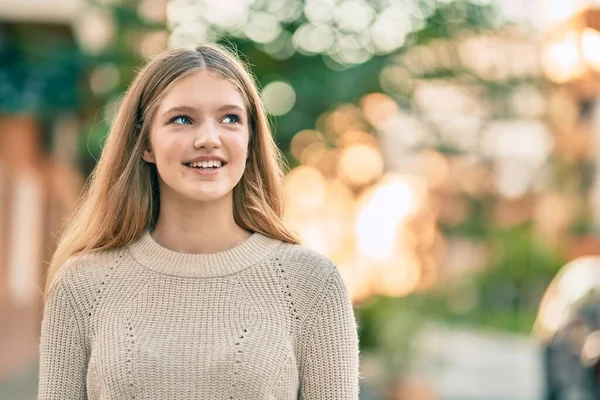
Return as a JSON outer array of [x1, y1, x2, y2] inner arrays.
[[183, 162, 226, 175]]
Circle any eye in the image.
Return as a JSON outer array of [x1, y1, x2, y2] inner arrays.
[[169, 114, 193, 125], [222, 114, 241, 124]]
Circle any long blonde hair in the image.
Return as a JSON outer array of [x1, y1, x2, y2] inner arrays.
[[45, 43, 299, 299]]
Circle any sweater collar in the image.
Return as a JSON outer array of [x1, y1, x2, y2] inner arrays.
[[127, 228, 282, 278]]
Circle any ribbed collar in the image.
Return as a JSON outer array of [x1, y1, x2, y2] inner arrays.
[[127, 229, 282, 278]]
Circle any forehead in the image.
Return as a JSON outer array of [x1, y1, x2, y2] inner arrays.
[[157, 70, 246, 111]]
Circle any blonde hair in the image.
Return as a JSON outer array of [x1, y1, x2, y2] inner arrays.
[[45, 43, 299, 299]]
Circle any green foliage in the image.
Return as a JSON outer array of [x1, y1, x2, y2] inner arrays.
[[0, 24, 86, 115]]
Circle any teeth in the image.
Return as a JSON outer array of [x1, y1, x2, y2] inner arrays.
[[188, 160, 222, 168]]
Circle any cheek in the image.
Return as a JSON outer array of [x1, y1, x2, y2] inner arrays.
[[154, 136, 184, 166], [229, 133, 250, 160]]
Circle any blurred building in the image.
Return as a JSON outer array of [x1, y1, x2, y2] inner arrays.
[[0, 0, 85, 384]]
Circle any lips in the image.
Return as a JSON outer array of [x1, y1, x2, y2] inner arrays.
[[182, 161, 227, 177], [182, 157, 227, 165]]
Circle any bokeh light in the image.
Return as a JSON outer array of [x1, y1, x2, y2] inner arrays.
[[337, 143, 384, 188], [581, 28, 600, 72], [542, 31, 587, 83], [89, 63, 120, 95], [355, 174, 423, 261], [284, 165, 327, 213], [261, 80, 296, 116], [73, 7, 114, 54]]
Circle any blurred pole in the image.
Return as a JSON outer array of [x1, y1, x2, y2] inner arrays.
[[590, 98, 600, 231], [0, 115, 45, 378]]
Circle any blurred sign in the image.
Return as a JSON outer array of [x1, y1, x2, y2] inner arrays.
[[413, 324, 544, 400], [0, 0, 82, 24]]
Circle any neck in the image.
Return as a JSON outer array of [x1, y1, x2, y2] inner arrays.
[[152, 193, 251, 254], [127, 229, 282, 279]]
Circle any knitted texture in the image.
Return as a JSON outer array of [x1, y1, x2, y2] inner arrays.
[[38, 230, 360, 399]]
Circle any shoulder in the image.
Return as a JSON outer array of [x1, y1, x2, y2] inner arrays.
[[49, 247, 127, 306], [272, 242, 338, 284], [269, 242, 348, 313]]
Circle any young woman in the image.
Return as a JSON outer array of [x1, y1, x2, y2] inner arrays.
[[38, 44, 360, 399]]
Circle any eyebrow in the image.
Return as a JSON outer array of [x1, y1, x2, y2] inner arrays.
[[162, 104, 245, 116]]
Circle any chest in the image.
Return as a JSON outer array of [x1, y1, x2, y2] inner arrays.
[[86, 279, 299, 399]]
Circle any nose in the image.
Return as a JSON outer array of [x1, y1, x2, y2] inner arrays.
[[193, 120, 221, 149]]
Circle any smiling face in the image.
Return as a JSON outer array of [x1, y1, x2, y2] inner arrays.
[[142, 70, 250, 204]]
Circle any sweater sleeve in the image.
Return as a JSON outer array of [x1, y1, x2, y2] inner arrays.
[[38, 275, 89, 399], [298, 267, 360, 399]]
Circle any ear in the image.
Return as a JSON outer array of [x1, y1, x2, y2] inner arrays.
[[142, 149, 156, 164]]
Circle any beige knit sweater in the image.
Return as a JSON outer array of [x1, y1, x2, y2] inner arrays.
[[38, 229, 360, 399]]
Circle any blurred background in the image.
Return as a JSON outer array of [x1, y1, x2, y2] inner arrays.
[[3, 0, 600, 398]]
